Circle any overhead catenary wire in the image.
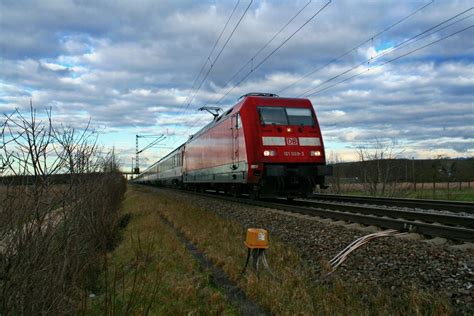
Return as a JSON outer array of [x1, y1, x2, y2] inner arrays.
[[183, 1, 318, 137], [156, 1, 241, 156], [212, 0, 332, 107], [276, 0, 435, 95], [180, 0, 241, 109], [183, 0, 254, 113], [177, 1, 429, 147], [202, 0, 314, 107], [298, 7, 474, 97], [182, 10, 473, 147], [306, 23, 474, 97], [138, 135, 166, 154], [166, 1, 252, 150], [178, 0, 331, 144], [168, 4, 471, 155], [138, 139, 164, 154]]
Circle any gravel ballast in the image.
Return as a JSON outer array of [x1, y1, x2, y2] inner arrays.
[[145, 187, 474, 313]]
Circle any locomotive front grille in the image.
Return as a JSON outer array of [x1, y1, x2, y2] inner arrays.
[[264, 164, 331, 177]]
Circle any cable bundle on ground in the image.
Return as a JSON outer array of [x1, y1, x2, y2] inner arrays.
[[327, 229, 406, 274]]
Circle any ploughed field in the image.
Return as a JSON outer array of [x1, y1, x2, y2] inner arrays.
[[119, 185, 473, 314]]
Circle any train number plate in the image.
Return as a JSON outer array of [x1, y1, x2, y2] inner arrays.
[[283, 151, 305, 157], [286, 137, 298, 145]]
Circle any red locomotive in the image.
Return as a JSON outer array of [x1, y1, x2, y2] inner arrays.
[[135, 93, 332, 198]]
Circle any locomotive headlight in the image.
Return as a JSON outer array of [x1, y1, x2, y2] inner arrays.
[[286, 127, 292, 132], [263, 150, 276, 157], [310, 150, 321, 157]]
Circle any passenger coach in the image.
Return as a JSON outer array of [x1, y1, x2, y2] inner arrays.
[[135, 93, 332, 198]]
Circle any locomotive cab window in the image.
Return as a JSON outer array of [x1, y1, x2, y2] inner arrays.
[[258, 107, 287, 125], [286, 108, 314, 126], [258, 106, 315, 126]]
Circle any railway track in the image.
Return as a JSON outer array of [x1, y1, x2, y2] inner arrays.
[[253, 198, 474, 242], [310, 193, 474, 214], [186, 190, 474, 242]]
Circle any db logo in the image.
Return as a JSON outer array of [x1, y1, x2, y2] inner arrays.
[[286, 137, 298, 145]]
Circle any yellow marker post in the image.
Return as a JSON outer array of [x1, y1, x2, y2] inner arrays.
[[242, 228, 277, 278], [245, 228, 268, 249]]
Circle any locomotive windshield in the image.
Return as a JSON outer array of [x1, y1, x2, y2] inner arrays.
[[258, 107, 287, 125], [258, 106, 314, 126], [286, 108, 313, 126]]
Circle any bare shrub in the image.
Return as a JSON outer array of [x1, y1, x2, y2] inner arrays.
[[0, 105, 126, 314]]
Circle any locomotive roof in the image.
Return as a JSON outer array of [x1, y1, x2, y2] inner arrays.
[[188, 95, 310, 141]]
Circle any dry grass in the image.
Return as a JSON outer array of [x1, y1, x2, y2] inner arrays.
[[88, 187, 237, 314], [122, 185, 453, 315]]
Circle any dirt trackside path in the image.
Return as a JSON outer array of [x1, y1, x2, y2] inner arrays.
[[158, 213, 267, 315], [87, 186, 238, 314]]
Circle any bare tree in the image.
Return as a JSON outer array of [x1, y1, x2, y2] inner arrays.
[[356, 139, 404, 196]]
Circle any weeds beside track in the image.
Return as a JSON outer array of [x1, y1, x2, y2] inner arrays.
[[122, 185, 454, 315]]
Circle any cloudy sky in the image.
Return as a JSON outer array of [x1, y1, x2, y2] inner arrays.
[[1, 0, 473, 169]]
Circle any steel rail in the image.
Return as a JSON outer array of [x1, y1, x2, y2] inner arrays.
[[310, 194, 474, 214], [275, 199, 474, 228], [239, 199, 474, 242]]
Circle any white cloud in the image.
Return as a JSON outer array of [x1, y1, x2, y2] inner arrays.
[[1, 0, 473, 164], [41, 62, 68, 71]]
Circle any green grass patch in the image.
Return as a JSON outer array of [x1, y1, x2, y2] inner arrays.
[[87, 187, 237, 314], [405, 187, 474, 202], [124, 185, 453, 315]]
